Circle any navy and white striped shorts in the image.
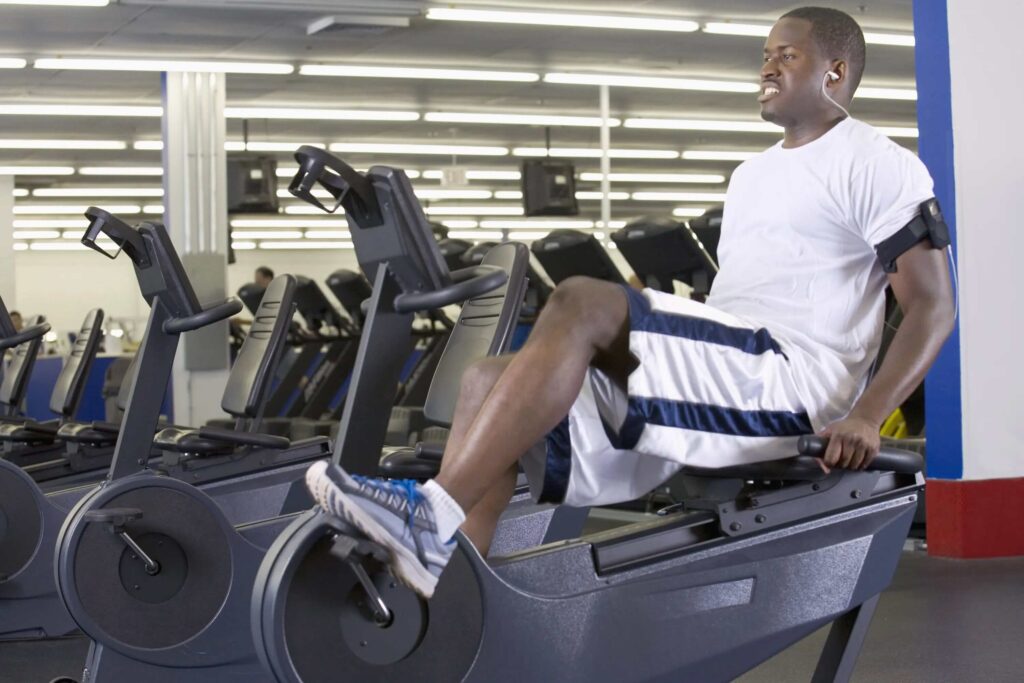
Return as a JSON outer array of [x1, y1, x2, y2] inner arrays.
[[522, 286, 814, 507]]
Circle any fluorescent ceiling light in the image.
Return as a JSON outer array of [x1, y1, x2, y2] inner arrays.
[[424, 205, 523, 216], [426, 8, 698, 33], [0, 58, 28, 68], [0, 0, 107, 5], [0, 104, 160, 117], [673, 207, 711, 217], [134, 140, 325, 152], [259, 241, 353, 250], [0, 166, 74, 175], [632, 191, 727, 202], [422, 169, 519, 181], [33, 187, 163, 197], [493, 191, 522, 200], [415, 189, 493, 200], [79, 166, 163, 176], [0, 139, 125, 150], [508, 231, 548, 241], [681, 150, 759, 161], [579, 172, 725, 184], [305, 230, 351, 239], [14, 203, 141, 214], [143, 205, 164, 214], [481, 220, 595, 230], [232, 218, 348, 228], [856, 87, 917, 101], [702, 22, 914, 47], [13, 188, 28, 197], [277, 166, 421, 180], [424, 112, 621, 127], [13, 242, 28, 251], [35, 58, 293, 75], [231, 230, 303, 239], [624, 118, 781, 132], [514, 147, 679, 160], [448, 230, 502, 240], [876, 126, 919, 138], [300, 64, 538, 83], [576, 191, 630, 200], [434, 220, 478, 229], [277, 188, 333, 199], [544, 72, 758, 93], [283, 205, 345, 215], [231, 241, 256, 250], [13, 230, 61, 239], [14, 219, 85, 228], [29, 242, 118, 251], [330, 142, 508, 156], [226, 107, 419, 122]]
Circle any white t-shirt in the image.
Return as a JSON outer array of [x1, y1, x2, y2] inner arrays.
[[705, 117, 935, 429]]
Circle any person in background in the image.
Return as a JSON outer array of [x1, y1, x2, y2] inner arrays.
[[254, 266, 274, 289], [9, 311, 23, 332]]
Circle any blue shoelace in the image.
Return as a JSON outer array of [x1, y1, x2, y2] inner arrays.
[[351, 475, 423, 528]]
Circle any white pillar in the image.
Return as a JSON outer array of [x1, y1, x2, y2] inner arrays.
[[599, 85, 612, 230], [162, 71, 231, 426], [0, 176, 14, 306]]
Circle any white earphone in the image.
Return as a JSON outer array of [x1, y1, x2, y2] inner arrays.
[[821, 69, 849, 117]]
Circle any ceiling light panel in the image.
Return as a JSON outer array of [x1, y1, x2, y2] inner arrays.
[[0, 139, 125, 150], [0, 166, 74, 175], [681, 150, 760, 161], [579, 172, 725, 184], [424, 206, 523, 216], [632, 192, 727, 202], [35, 58, 294, 74], [259, 241, 353, 250], [425, 8, 699, 32], [424, 112, 621, 127], [513, 147, 679, 159], [0, 0, 107, 5], [78, 166, 163, 176], [14, 203, 140, 214], [544, 72, 758, 93], [225, 107, 420, 121], [32, 187, 163, 197], [330, 143, 508, 156], [422, 169, 520, 181], [0, 104, 161, 117], [0, 58, 27, 68], [624, 118, 781, 132], [300, 64, 538, 83], [702, 22, 914, 47]]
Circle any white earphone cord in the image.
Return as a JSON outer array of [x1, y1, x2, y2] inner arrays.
[[821, 72, 850, 118]]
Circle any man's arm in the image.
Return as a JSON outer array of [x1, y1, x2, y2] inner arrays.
[[821, 241, 956, 469]]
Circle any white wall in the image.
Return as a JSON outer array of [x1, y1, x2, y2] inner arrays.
[[949, 0, 1024, 479]]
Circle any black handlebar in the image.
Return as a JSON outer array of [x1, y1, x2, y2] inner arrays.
[[797, 435, 923, 474], [392, 265, 508, 314], [0, 321, 51, 350], [163, 298, 243, 334]]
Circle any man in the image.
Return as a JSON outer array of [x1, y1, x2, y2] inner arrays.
[[305, 7, 955, 599], [9, 311, 23, 332], [254, 266, 274, 289]]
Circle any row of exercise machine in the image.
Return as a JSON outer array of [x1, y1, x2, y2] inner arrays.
[[0, 145, 923, 682]]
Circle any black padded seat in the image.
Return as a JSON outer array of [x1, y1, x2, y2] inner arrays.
[[0, 420, 58, 445], [153, 426, 236, 455], [158, 275, 297, 454], [56, 420, 121, 446]]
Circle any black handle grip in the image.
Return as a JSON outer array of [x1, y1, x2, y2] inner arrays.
[[797, 435, 924, 474], [0, 322, 51, 350], [163, 298, 243, 334], [393, 265, 508, 314]]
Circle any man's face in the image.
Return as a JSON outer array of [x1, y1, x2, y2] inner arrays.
[[759, 18, 829, 125], [254, 271, 271, 288]]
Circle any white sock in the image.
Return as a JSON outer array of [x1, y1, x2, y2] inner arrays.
[[421, 480, 466, 542]]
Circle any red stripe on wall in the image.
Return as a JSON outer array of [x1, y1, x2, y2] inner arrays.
[[927, 478, 1024, 558]]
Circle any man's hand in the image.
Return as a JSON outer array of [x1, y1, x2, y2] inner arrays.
[[818, 417, 880, 470]]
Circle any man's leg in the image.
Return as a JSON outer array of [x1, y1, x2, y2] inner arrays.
[[442, 355, 518, 554], [306, 276, 634, 597], [435, 276, 635, 540]]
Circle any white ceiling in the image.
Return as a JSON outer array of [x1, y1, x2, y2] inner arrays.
[[0, 0, 918, 244]]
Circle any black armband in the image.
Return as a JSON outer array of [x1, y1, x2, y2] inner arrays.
[[875, 197, 951, 273]]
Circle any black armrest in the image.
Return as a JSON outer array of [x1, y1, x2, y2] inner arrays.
[[414, 441, 444, 462], [797, 435, 923, 473], [379, 446, 442, 480], [196, 425, 291, 450], [23, 419, 61, 436], [89, 420, 122, 434]]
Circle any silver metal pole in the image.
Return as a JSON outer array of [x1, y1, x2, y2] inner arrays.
[[599, 84, 611, 230]]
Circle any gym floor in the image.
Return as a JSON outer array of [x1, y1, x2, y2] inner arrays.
[[2, 549, 1021, 682]]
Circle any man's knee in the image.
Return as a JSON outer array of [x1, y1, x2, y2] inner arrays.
[[544, 276, 628, 346]]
